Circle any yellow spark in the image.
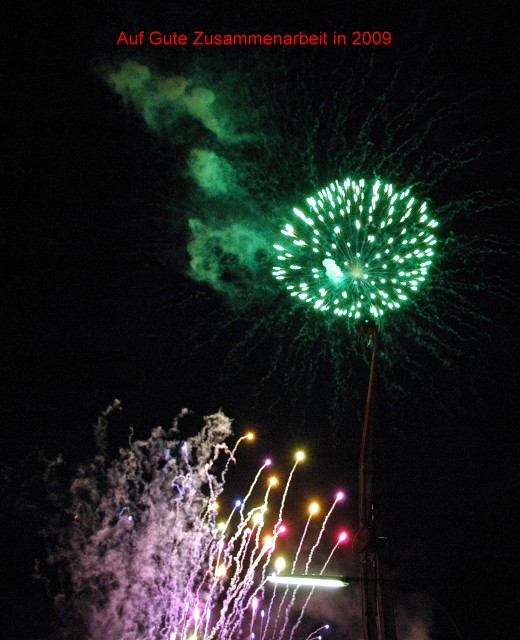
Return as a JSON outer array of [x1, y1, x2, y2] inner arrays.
[[263, 535, 275, 549], [309, 501, 319, 516], [274, 557, 286, 573], [215, 564, 227, 578]]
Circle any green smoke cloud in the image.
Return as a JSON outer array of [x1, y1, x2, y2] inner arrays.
[[187, 148, 239, 196], [187, 218, 270, 294], [105, 59, 266, 299], [107, 60, 230, 142]]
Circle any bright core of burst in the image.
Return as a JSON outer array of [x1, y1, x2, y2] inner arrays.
[[273, 177, 438, 321]]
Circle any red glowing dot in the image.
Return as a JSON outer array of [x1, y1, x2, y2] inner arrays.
[[338, 531, 349, 543], [264, 458, 272, 467]]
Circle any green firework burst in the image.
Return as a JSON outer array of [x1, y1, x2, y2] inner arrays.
[[273, 177, 439, 321]]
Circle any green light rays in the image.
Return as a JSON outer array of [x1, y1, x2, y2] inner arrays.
[[273, 178, 438, 321]]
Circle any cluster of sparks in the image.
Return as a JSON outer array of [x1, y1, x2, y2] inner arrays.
[[41, 412, 350, 640], [174, 436, 349, 640], [103, 55, 517, 431], [273, 178, 438, 321]]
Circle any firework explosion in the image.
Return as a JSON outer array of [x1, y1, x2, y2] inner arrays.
[[101, 49, 517, 431], [273, 177, 438, 320], [38, 405, 351, 640]]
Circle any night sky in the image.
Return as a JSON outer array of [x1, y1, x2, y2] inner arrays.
[[2, 1, 519, 639]]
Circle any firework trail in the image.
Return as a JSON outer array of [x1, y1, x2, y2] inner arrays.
[[289, 532, 350, 640], [304, 624, 330, 640], [321, 531, 350, 575], [259, 453, 305, 636], [305, 493, 345, 575], [238, 457, 272, 520], [222, 431, 255, 481], [275, 451, 305, 528], [293, 503, 319, 574], [260, 575, 280, 640], [213, 456, 310, 639], [278, 493, 344, 640], [35, 407, 350, 639], [271, 501, 319, 637]]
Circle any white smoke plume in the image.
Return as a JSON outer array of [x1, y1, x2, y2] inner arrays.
[[41, 406, 234, 639]]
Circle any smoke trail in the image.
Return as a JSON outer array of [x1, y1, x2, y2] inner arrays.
[[34, 409, 248, 639], [304, 497, 341, 575], [102, 50, 518, 440], [275, 454, 304, 530], [106, 60, 233, 143], [271, 508, 315, 638]]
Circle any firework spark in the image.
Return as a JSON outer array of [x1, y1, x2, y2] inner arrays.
[[37, 407, 348, 640], [103, 51, 518, 431], [273, 177, 438, 321]]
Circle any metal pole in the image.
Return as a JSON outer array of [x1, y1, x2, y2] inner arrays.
[[358, 321, 378, 532], [354, 321, 396, 640]]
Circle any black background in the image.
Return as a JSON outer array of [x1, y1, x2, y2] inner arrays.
[[2, 1, 519, 639]]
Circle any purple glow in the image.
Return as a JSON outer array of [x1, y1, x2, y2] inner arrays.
[[38, 409, 344, 639]]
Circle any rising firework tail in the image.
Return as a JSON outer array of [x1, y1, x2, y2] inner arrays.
[[35, 407, 348, 639]]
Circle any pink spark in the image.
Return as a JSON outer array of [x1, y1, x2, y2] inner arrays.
[[338, 531, 349, 543]]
